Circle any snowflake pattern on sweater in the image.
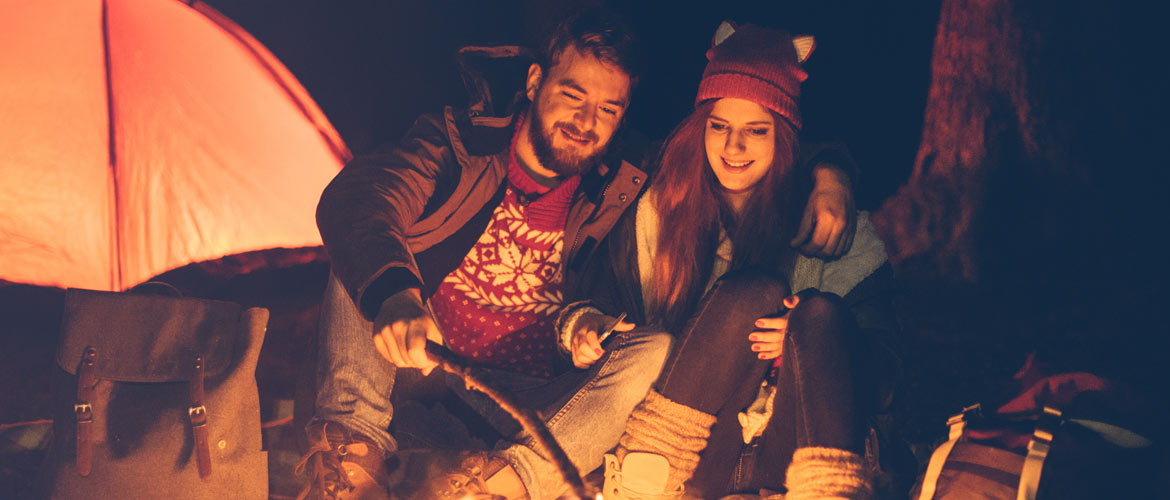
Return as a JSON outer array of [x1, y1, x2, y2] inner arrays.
[[430, 187, 565, 377]]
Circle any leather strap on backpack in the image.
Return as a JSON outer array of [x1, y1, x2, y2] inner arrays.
[[189, 355, 212, 480], [917, 404, 979, 500], [74, 346, 98, 477], [1017, 407, 1061, 500]]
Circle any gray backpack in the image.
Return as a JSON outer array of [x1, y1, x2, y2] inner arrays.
[[38, 288, 268, 499]]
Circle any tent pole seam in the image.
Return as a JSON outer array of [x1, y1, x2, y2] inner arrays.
[[102, 0, 123, 291]]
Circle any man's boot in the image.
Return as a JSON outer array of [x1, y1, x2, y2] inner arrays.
[[295, 421, 391, 500]]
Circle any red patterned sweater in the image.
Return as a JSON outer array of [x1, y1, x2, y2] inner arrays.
[[428, 132, 579, 378]]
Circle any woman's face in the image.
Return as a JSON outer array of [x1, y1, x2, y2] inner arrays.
[[704, 98, 775, 195]]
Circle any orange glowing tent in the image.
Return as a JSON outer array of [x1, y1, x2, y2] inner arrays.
[[0, 0, 351, 291]]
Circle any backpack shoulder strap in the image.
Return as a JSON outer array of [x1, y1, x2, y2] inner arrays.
[[1017, 407, 1062, 500], [918, 404, 981, 500]]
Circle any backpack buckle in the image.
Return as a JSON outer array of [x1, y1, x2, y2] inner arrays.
[[188, 404, 208, 426], [74, 403, 93, 423]]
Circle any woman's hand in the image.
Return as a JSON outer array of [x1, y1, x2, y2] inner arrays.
[[570, 312, 635, 369], [749, 295, 801, 361]]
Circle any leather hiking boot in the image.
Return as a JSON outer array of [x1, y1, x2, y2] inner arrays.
[[382, 449, 509, 500], [295, 421, 391, 500]]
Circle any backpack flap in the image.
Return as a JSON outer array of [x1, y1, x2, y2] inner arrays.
[[44, 288, 270, 499], [56, 288, 241, 382]]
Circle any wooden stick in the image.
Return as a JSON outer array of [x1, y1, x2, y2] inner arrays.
[[425, 341, 594, 500]]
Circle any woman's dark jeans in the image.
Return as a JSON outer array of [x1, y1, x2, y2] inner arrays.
[[654, 268, 870, 497]]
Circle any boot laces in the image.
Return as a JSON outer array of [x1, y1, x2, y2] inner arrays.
[[294, 441, 356, 500]]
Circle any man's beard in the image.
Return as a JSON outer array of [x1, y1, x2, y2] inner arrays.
[[528, 95, 609, 178]]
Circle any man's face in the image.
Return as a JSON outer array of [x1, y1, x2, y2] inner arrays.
[[523, 45, 631, 178]]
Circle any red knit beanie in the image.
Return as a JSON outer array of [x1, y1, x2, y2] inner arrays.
[[694, 21, 814, 130]]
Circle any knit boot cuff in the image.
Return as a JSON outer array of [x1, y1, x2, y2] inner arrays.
[[639, 391, 718, 432], [616, 391, 717, 493], [784, 446, 873, 500]]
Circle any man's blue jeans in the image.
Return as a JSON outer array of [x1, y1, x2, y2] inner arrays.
[[312, 272, 671, 500]]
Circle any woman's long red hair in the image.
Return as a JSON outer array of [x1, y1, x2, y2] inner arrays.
[[646, 100, 809, 330]]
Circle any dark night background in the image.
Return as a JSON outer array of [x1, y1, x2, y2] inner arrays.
[[201, 0, 939, 211], [3, 0, 1168, 497]]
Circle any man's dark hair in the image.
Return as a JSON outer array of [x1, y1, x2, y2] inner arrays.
[[538, 7, 642, 88]]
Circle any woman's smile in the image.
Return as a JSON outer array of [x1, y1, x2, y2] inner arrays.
[[720, 157, 754, 171]]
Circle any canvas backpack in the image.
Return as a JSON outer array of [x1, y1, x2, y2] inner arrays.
[[37, 287, 269, 499]]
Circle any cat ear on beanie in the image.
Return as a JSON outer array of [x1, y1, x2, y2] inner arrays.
[[792, 35, 815, 64], [712, 20, 738, 46]]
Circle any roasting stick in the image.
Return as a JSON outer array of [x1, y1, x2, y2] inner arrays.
[[424, 341, 593, 500]]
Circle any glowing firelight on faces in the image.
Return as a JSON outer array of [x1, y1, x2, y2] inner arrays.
[[704, 97, 776, 207]]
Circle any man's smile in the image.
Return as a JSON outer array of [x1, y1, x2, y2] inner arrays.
[[559, 127, 593, 146]]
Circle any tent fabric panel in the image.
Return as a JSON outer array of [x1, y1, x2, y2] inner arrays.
[[190, 1, 352, 164], [0, 0, 115, 290], [107, 0, 344, 289]]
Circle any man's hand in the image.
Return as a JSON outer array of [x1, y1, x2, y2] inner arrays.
[[791, 164, 856, 258], [749, 295, 801, 361], [570, 312, 634, 369], [372, 288, 443, 375]]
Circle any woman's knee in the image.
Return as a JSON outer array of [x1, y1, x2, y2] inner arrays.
[[786, 290, 852, 347], [790, 290, 846, 320], [711, 268, 791, 308]]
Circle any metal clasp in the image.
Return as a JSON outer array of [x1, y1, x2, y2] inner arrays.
[[74, 403, 93, 423], [188, 405, 208, 426]]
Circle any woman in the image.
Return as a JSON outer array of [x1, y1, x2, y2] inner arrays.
[[557, 22, 896, 499]]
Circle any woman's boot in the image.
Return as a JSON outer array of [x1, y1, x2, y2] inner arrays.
[[603, 391, 716, 500]]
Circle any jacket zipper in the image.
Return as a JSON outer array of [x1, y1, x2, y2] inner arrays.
[[565, 166, 622, 275]]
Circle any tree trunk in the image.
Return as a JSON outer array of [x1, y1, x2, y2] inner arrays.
[[874, 0, 1056, 282]]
